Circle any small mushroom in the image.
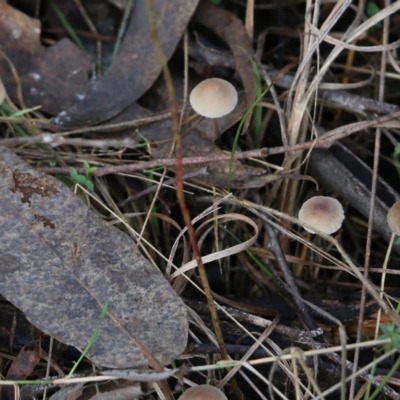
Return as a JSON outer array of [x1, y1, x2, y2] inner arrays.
[[178, 385, 227, 400], [387, 200, 400, 235], [189, 78, 238, 118], [298, 196, 344, 235]]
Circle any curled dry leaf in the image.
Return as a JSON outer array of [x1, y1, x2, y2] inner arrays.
[[0, 343, 41, 400], [193, 0, 257, 110], [0, 147, 188, 368]]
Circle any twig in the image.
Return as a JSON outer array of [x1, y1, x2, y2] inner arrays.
[[253, 199, 321, 335], [185, 298, 323, 341], [146, 1, 240, 398], [36, 108, 400, 177], [43, 111, 173, 134], [0, 133, 137, 148]]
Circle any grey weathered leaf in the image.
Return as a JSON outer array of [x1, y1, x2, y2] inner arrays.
[[0, 4, 92, 115], [0, 147, 187, 368], [51, 0, 199, 128]]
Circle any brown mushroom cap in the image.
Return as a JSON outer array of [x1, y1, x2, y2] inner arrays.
[[178, 385, 227, 400], [298, 196, 344, 235], [387, 200, 400, 235], [189, 78, 238, 118]]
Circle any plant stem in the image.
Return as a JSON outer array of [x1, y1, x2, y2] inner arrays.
[[146, 1, 241, 398]]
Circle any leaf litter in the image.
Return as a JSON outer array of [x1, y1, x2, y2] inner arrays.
[[0, 343, 41, 400], [2, 0, 400, 398], [51, 0, 199, 128], [0, 3, 92, 115], [0, 146, 187, 369]]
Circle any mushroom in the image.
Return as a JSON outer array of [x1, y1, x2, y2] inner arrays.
[[387, 200, 400, 235], [189, 78, 238, 118], [298, 196, 344, 235], [178, 385, 227, 400]]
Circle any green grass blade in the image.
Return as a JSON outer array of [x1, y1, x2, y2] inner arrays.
[[67, 300, 109, 377], [227, 85, 271, 190], [49, 0, 86, 51]]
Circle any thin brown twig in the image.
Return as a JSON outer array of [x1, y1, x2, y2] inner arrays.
[[252, 192, 321, 337], [36, 109, 400, 177], [43, 111, 173, 135], [0, 134, 137, 148], [146, 1, 240, 399]]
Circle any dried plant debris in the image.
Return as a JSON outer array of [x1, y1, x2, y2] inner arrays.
[[105, 95, 274, 188], [193, 0, 257, 109], [0, 343, 41, 400], [0, 146, 188, 368], [52, 0, 199, 128], [0, 4, 92, 115]]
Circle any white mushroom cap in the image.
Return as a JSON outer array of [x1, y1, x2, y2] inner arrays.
[[189, 78, 238, 118], [298, 196, 344, 235], [178, 385, 227, 400], [387, 200, 400, 235]]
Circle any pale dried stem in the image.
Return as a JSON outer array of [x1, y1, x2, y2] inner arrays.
[[349, 3, 392, 399]]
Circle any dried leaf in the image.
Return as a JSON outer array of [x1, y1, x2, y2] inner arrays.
[[0, 147, 187, 368], [48, 383, 85, 400], [0, 4, 92, 115], [193, 0, 257, 110], [52, 0, 199, 128], [5, 343, 41, 379], [87, 384, 144, 400], [0, 343, 41, 400]]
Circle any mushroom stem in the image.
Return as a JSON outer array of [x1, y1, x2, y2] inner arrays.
[[213, 119, 221, 136]]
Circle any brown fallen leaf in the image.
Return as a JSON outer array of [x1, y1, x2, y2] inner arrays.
[[0, 343, 41, 400], [193, 0, 257, 111], [87, 384, 144, 400], [0, 146, 188, 368], [51, 0, 199, 128], [84, 0, 264, 188], [0, 4, 92, 115], [48, 383, 84, 400]]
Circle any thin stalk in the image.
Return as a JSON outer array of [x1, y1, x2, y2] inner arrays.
[[110, 0, 134, 64], [146, 1, 240, 398]]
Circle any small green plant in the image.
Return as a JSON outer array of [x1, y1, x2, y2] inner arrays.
[[69, 162, 97, 191], [378, 323, 400, 352], [363, 323, 400, 400], [0, 103, 39, 137], [394, 144, 400, 175], [366, 2, 382, 31], [366, 1, 380, 17]]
